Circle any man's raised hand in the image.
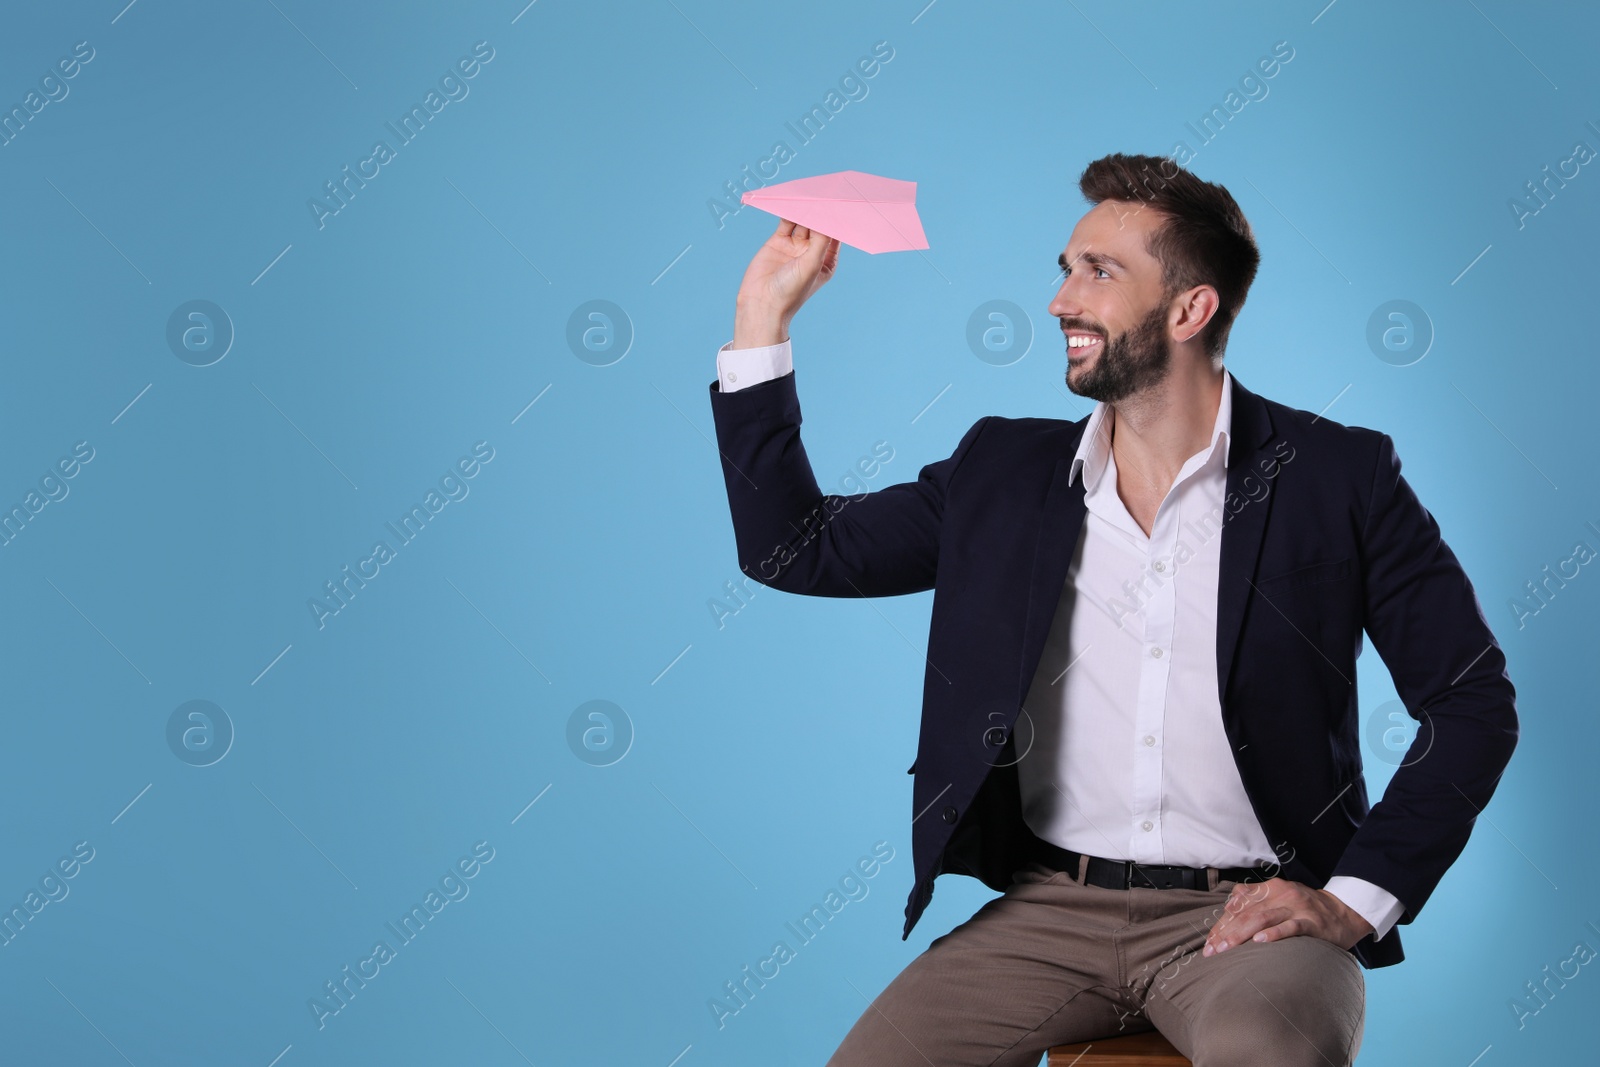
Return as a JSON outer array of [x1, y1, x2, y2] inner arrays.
[[733, 219, 841, 349]]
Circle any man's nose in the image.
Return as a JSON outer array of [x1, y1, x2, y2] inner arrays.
[[1048, 279, 1081, 319]]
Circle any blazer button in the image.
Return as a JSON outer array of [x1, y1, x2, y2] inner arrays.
[[942, 805, 958, 824], [984, 726, 1007, 747]]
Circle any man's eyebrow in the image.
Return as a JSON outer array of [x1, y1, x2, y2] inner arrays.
[[1058, 250, 1127, 272]]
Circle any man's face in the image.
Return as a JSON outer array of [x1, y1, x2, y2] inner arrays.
[[1048, 200, 1176, 403]]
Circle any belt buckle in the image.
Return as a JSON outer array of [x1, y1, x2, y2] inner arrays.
[[1127, 862, 1191, 890]]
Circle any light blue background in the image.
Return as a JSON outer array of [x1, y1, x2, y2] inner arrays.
[[0, 1, 1594, 1063]]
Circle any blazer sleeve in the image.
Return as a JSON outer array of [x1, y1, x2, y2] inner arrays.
[[1328, 431, 1519, 924], [708, 369, 990, 598]]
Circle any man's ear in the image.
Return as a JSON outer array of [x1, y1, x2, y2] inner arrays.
[[1171, 284, 1220, 345]]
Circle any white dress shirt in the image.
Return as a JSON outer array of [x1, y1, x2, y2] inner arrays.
[[716, 338, 1403, 942]]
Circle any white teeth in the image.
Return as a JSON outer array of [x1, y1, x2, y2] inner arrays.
[[1068, 335, 1102, 348]]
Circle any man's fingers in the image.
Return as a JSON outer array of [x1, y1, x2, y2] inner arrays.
[[821, 236, 840, 273], [804, 230, 836, 264], [1206, 912, 1269, 955]]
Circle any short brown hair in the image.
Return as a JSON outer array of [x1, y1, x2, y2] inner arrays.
[[1077, 153, 1260, 360]]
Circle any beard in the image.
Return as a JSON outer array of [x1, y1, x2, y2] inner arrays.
[[1063, 301, 1172, 403]]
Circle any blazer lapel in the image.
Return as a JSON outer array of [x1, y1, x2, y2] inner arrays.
[[1018, 448, 1088, 700], [1214, 374, 1278, 715]]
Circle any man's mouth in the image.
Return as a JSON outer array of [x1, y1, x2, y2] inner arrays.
[[1066, 333, 1103, 355]]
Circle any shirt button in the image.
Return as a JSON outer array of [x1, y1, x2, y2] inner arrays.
[[1143, 735, 1156, 746], [728, 372, 738, 383], [1141, 820, 1154, 832], [1150, 647, 1163, 658], [1154, 560, 1165, 572]]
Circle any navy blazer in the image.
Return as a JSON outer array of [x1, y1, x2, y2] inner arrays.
[[709, 368, 1517, 969]]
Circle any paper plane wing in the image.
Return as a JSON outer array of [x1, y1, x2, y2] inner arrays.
[[740, 170, 929, 254]]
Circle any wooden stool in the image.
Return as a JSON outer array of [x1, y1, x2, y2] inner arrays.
[[1048, 1030, 1191, 1065]]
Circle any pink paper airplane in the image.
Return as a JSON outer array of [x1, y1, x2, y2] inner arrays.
[[740, 170, 929, 254]]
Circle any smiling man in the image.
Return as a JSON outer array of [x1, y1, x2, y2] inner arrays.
[[706, 152, 1518, 1066]]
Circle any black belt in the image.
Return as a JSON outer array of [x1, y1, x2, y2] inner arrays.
[[1030, 837, 1277, 891]]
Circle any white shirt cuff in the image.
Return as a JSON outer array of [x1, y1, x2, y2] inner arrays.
[[1322, 875, 1405, 942], [716, 338, 792, 393]]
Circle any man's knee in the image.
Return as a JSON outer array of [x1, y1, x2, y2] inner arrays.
[[1193, 1011, 1361, 1066], [1187, 949, 1364, 1067]]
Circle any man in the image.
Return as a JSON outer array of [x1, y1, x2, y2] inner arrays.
[[706, 153, 1517, 1066]]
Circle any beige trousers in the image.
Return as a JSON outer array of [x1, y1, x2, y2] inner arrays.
[[826, 857, 1365, 1067]]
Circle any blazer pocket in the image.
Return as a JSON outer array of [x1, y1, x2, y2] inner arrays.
[[1254, 556, 1352, 599]]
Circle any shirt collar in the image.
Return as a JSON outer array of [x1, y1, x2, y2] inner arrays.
[[1069, 367, 1233, 490]]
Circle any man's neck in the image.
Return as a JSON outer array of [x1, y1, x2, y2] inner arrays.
[[1107, 365, 1228, 500]]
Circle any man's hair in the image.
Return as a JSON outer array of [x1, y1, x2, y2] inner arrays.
[[1077, 153, 1260, 361]]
